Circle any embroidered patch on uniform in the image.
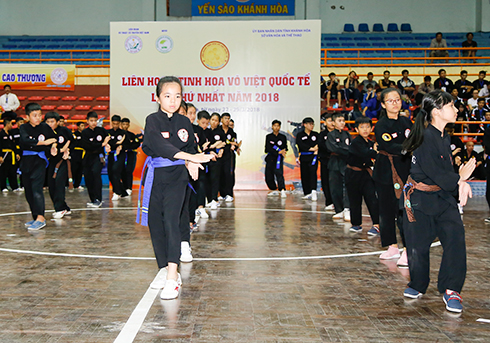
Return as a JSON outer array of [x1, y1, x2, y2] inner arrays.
[[405, 129, 411, 138], [412, 155, 416, 164], [311, 136, 317, 141], [96, 135, 102, 141], [277, 140, 282, 146], [194, 133, 199, 143], [59, 136, 65, 144], [336, 138, 340, 142], [345, 138, 349, 145], [450, 144, 456, 151], [161, 132, 170, 139], [392, 132, 398, 138], [117, 135, 123, 140], [214, 134, 221, 140], [301, 136, 307, 140], [382, 133, 392, 141], [227, 134, 232, 140], [38, 134, 45, 142], [178, 129, 189, 142]]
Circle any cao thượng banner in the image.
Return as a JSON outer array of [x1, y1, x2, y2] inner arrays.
[[192, 0, 295, 16], [0, 64, 75, 91], [110, 20, 320, 189]]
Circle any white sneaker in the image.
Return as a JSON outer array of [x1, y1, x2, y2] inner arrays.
[[311, 190, 317, 201], [180, 241, 193, 262], [77, 186, 84, 190], [18, 187, 24, 192], [325, 204, 335, 211], [150, 268, 168, 289], [302, 193, 312, 200], [343, 208, 351, 222], [126, 189, 132, 195], [197, 208, 209, 219], [332, 211, 344, 219], [218, 196, 224, 201], [458, 203, 463, 214], [225, 195, 234, 202], [281, 190, 287, 198], [52, 210, 68, 219], [160, 278, 181, 300], [268, 190, 279, 196], [210, 200, 218, 210], [2, 188, 8, 193], [111, 193, 120, 201], [13, 188, 22, 192]]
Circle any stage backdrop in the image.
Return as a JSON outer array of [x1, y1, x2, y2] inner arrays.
[[110, 20, 320, 189]]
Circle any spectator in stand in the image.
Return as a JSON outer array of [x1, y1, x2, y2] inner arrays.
[[473, 70, 489, 96], [469, 98, 488, 133], [468, 89, 481, 110], [429, 32, 449, 62], [343, 71, 361, 105], [59, 117, 65, 127], [461, 141, 484, 179], [455, 70, 474, 100], [397, 69, 415, 98], [361, 72, 377, 92], [415, 76, 434, 105], [0, 85, 20, 113], [451, 89, 464, 107], [325, 72, 340, 108], [378, 70, 392, 90], [462, 32, 477, 61], [434, 69, 454, 93], [362, 88, 382, 119]]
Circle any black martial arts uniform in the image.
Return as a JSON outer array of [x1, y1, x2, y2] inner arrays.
[[326, 129, 351, 213], [318, 129, 333, 207], [373, 115, 412, 247], [264, 132, 288, 191], [81, 126, 108, 203], [121, 130, 141, 191], [19, 122, 56, 220], [71, 130, 85, 188], [0, 127, 20, 190], [141, 109, 196, 269], [296, 130, 319, 196], [107, 127, 127, 197], [205, 127, 226, 202], [404, 124, 466, 294], [48, 126, 73, 212], [345, 135, 379, 226], [11, 126, 22, 188], [189, 124, 208, 220], [219, 127, 236, 197]]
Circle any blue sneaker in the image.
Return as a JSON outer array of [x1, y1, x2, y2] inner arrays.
[[24, 220, 35, 227], [367, 226, 380, 236], [443, 290, 463, 313], [404, 287, 423, 299], [27, 220, 46, 231], [349, 226, 362, 233]]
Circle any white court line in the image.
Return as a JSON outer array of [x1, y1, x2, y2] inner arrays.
[[477, 318, 490, 324]]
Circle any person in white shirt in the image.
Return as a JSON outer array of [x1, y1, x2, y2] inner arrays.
[[0, 85, 20, 113]]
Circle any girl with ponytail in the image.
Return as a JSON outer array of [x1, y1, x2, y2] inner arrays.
[[401, 90, 475, 314]]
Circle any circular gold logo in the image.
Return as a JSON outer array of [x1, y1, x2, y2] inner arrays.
[[200, 41, 230, 71]]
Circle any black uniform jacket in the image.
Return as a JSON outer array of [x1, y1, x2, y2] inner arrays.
[[326, 129, 351, 171], [81, 127, 108, 155], [347, 135, 376, 169], [265, 132, 287, 162]]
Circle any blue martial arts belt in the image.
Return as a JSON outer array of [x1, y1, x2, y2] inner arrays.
[[272, 145, 282, 169], [109, 151, 118, 162], [23, 150, 49, 167], [136, 156, 185, 226], [301, 151, 317, 165]]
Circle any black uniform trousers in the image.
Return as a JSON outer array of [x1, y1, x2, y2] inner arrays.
[[376, 182, 405, 247], [320, 160, 333, 207], [0, 151, 18, 190], [197, 167, 208, 208], [107, 153, 127, 196], [147, 175, 187, 268], [486, 161, 490, 209], [181, 185, 192, 242], [208, 159, 221, 201], [329, 167, 349, 213], [70, 150, 84, 188], [22, 156, 46, 220], [265, 155, 285, 191], [219, 156, 233, 197], [188, 178, 198, 224], [405, 203, 466, 294], [345, 169, 379, 226], [123, 151, 137, 191], [299, 154, 318, 196], [83, 154, 103, 203], [47, 160, 70, 212]]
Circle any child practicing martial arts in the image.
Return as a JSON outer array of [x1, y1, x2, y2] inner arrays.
[[264, 119, 288, 198], [318, 113, 334, 210], [107, 115, 128, 201], [19, 103, 58, 230], [401, 90, 475, 313], [296, 117, 319, 201], [137, 76, 212, 300], [345, 116, 379, 234]]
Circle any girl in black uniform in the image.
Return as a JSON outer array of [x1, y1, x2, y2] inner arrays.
[[373, 88, 412, 267], [401, 90, 475, 313], [205, 113, 226, 210], [137, 76, 212, 300]]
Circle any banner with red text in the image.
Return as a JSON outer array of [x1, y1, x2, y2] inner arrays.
[[0, 64, 75, 91], [110, 20, 320, 189]]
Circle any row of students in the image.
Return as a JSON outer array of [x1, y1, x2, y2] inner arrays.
[[0, 112, 24, 192]]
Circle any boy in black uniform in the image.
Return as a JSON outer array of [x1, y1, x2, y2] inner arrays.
[[264, 119, 288, 197], [0, 112, 20, 192], [11, 116, 24, 191], [121, 118, 141, 195], [45, 111, 73, 219], [19, 103, 58, 230], [345, 117, 379, 233], [326, 113, 351, 221], [195, 111, 211, 219], [81, 111, 110, 208], [71, 122, 86, 189], [318, 113, 334, 210], [107, 115, 127, 201], [296, 117, 319, 201], [219, 113, 236, 202]]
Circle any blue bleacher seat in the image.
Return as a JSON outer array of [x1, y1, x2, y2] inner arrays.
[[11, 52, 26, 59], [357, 42, 371, 47], [447, 35, 464, 40], [400, 24, 412, 33], [390, 42, 403, 47], [66, 38, 79, 42], [55, 52, 71, 59], [368, 36, 383, 41], [338, 37, 353, 41], [32, 44, 46, 49], [414, 36, 428, 41], [61, 44, 75, 49], [76, 44, 89, 49], [373, 23, 384, 33], [90, 44, 103, 49], [24, 52, 39, 59], [399, 36, 414, 40], [72, 52, 86, 58], [323, 37, 338, 41], [373, 42, 387, 47], [329, 50, 344, 56], [327, 43, 340, 47], [52, 38, 64, 42], [384, 36, 399, 41], [47, 44, 61, 49], [402, 42, 417, 47], [358, 23, 369, 33], [343, 24, 355, 33], [93, 38, 108, 42], [353, 36, 368, 41], [79, 38, 93, 42], [387, 23, 399, 33], [341, 42, 356, 47], [449, 42, 461, 47], [17, 44, 32, 49], [3, 44, 17, 49]]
